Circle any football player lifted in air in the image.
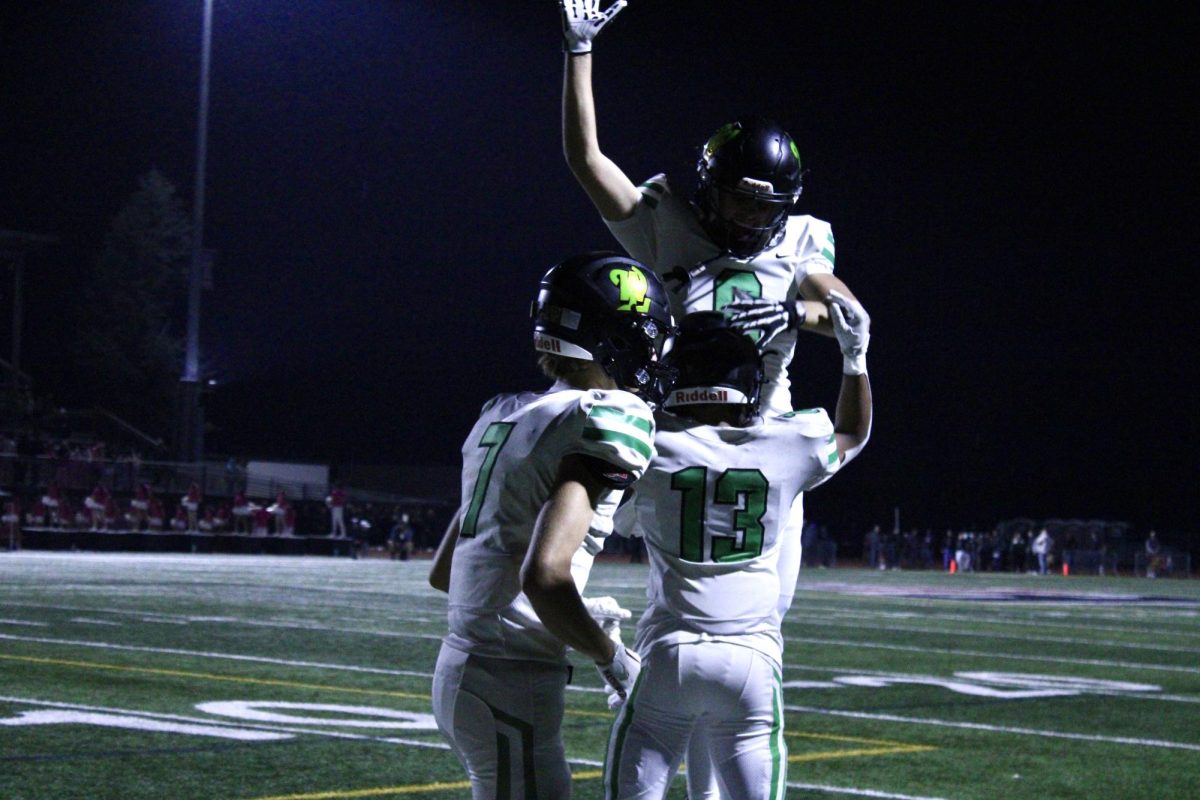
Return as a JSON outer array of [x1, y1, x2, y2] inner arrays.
[[428, 251, 675, 799], [605, 306, 872, 799]]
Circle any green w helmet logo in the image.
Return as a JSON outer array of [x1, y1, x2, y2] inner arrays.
[[610, 266, 651, 312]]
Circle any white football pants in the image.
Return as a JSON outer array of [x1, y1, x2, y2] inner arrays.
[[604, 641, 787, 800], [432, 643, 572, 800]]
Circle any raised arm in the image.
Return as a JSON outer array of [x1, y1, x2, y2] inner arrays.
[[560, 2, 641, 221], [827, 291, 873, 463]]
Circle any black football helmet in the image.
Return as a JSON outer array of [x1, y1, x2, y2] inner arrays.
[[662, 311, 763, 415], [531, 251, 676, 406], [695, 118, 804, 258]]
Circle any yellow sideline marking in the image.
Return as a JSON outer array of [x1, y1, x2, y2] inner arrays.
[[0, 654, 426, 701], [784, 730, 936, 762], [247, 771, 604, 800], [0, 653, 607, 720]]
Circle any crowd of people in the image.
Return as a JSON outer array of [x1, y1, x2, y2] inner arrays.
[[0, 432, 452, 554], [859, 520, 1161, 576]]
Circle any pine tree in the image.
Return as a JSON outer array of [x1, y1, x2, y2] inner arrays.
[[74, 170, 191, 437]]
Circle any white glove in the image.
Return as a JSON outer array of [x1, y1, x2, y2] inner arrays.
[[560, 0, 628, 54], [828, 290, 870, 375], [595, 641, 641, 704], [724, 288, 804, 349], [583, 595, 631, 643], [603, 682, 624, 710]]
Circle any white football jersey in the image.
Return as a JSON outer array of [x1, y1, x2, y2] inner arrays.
[[445, 382, 655, 664], [606, 174, 836, 414], [617, 408, 840, 667]]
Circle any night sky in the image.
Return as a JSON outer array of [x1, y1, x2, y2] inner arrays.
[[2, 3, 1196, 540]]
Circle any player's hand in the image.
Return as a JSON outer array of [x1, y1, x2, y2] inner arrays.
[[724, 288, 805, 349], [603, 681, 625, 710], [828, 290, 870, 375], [595, 641, 641, 703], [583, 595, 631, 643], [560, 0, 628, 54]]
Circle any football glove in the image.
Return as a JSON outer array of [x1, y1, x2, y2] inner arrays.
[[595, 641, 641, 704], [583, 595, 631, 644], [724, 288, 805, 349], [560, 0, 628, 54], [828, 289, 870, 375]]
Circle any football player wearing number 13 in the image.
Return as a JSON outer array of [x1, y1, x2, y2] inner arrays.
[[605, 307, 871, 799], [428, 251, 675, 799]]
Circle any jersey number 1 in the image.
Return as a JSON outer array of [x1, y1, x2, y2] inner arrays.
[[671, 466, 769, 562], [460, 422, 515, 538]]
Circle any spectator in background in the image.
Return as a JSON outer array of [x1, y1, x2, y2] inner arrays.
[[181, 483, 202, 531], [232, 489, 252, 533], [326, 484, 347, 537], [84, 483, 110, 530], [280, 503, 297, 536], [955, 531, 973, 573], [863, 524, 881, 569], [1009, 528, 1029, 572], [388, 513, 415, 561], [267, 492, 291, 535], [213, 503, 231, 533], [198, 506, 217, 533], [146, 494, 166, 531], [129, 483, 151, 531], [224, 457, 242, 496], [171, 505, 189, 532], [41, 482, 62, 519], [1144, 530, 1163, 578], [3, 497, 20, 550], [104, 496, 120, 530], [251, 504, 272, 536], [1032, 527, 1053, 575], [26, 498, 48, 528]]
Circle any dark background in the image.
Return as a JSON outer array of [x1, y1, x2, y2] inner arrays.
[[2, 2, 1196, 540]]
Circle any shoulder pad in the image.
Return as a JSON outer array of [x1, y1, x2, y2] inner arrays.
[[774, 407, 835, 437], [575, 390, 656, 477], [637, 174, 672, 209]]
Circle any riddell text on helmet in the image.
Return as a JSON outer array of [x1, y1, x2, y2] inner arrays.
[[673, 388, 728, 404]]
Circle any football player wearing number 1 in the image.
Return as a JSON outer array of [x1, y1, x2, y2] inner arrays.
[[604, 306, 871, 799], [429, 251, 674, 799]]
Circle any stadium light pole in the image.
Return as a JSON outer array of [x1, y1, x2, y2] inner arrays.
[[178, 0, 213, 463]]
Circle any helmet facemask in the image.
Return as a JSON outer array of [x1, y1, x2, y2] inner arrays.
[[592, 315, 677, 409], [695, 119, 804, 258]]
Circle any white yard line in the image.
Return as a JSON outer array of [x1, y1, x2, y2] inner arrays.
[[782, 609, 1200, 647], [782, 635, 1200, 675], [783, 613, 1200, 653], [785, 704, 1200, 751], [0, 694, 604, 766], [787, 784, 952, 800], [0, 632, 607, 694]]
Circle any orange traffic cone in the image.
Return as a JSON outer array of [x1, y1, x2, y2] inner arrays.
[[949, 559, 957, 574]]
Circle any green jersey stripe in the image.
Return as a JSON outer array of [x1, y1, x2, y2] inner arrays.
[[641, 179, 666, 196], [769, 672, 787, 799], [582, 427, 653, 461], [605, 670, 645, 798], [588, 405, 653, 434]]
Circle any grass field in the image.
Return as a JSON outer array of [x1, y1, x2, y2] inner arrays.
[[2, 552, 1198, 799]]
